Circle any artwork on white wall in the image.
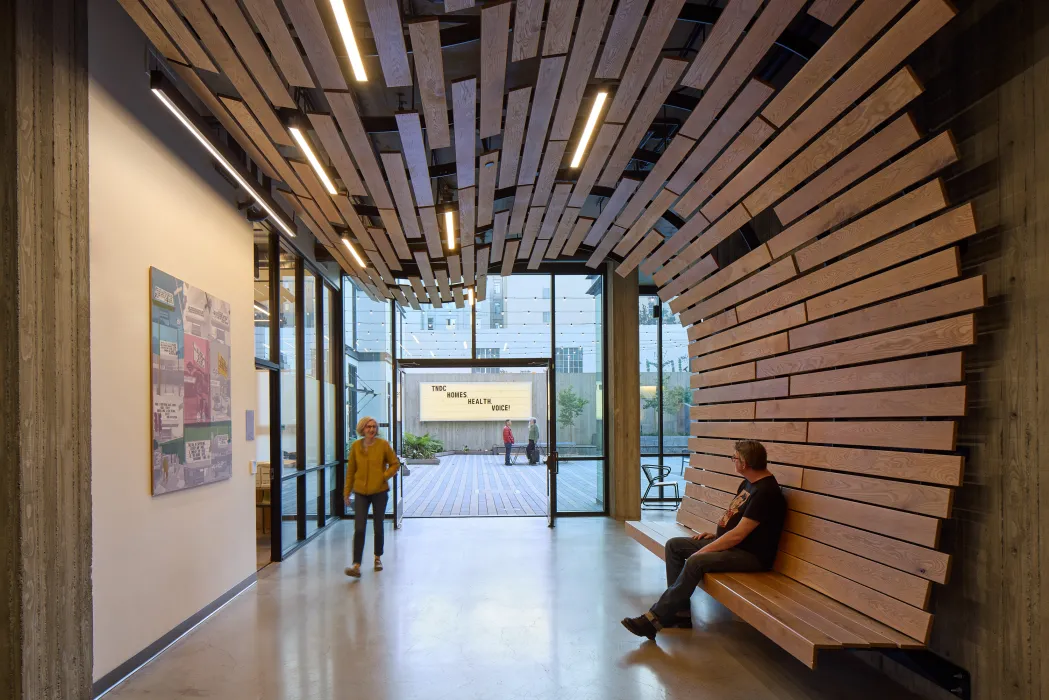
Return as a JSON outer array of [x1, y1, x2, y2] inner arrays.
[[150, 267, 233, 495]]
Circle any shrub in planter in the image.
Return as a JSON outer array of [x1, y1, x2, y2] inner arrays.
[[403, 432, 444, 460]]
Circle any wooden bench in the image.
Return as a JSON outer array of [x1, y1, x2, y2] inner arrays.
[[626, 437, 958, 669]]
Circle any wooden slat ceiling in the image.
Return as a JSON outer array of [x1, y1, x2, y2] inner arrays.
[[119, 0, 960, 310]]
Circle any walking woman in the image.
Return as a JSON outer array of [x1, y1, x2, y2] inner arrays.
[[344, 416, 400, 578]]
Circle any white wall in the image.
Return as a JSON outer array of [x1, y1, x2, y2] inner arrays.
[[89, 0, 256, 681]]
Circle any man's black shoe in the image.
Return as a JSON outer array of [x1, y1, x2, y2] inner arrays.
[[620, 615, 658, 640]]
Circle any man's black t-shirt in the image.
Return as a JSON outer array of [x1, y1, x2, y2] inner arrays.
[[715, 475, 787, 568]]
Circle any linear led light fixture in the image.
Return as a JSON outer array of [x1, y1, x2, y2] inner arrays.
[[467, 287, 475, 306], [330, 0, 367, 81], [340, 236, 366, 268], [570, 92, 608, 168], [150, 72, 296, 239], [444, 210, 456, 251], [288, 123, 338, 195]]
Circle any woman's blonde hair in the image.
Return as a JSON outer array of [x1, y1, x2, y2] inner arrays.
[[356, 416, 378, 436]]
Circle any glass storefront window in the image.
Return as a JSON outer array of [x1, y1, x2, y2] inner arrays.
[[475, 275, 552, 358], [662, 303, 691, 459], [347, 270, 608, 517], [397, 305, 471, 359], [326, 465, 339, 524], [306, 470, 320, 537], [304, 270, 320, 468], [254, 237, 271, 360], [281, 476, 299, 553], [279, 251, 298, 476], [355, 286, 392, 441], [555, 275, 603, 459], [639, 295, 660, 457], [554, 274, 604, 513], [323, 285, 336, 463], [639, 294, 690, 506]]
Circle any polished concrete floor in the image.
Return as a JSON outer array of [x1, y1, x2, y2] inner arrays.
[[106, 518, 928, 700]]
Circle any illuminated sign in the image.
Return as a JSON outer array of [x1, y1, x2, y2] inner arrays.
[[419, 382, 533, 421]]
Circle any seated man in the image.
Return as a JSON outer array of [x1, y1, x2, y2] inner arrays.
[[621, 440, 787, 640]]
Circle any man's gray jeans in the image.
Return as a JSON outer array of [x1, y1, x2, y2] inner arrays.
[[649, 536, 763, 624]]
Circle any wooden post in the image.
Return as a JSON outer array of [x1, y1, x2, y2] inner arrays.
[[607, 264, 640, 520], [0, 0, 92, 697]]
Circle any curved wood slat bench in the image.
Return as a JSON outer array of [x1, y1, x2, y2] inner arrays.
[[627, 159, 981, 666], [628, 174, 981, 666]]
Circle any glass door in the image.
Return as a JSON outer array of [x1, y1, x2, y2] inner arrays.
[[254, 366, 278, 568], [393, 359, 554, 519], [394, 367, 405, 529]]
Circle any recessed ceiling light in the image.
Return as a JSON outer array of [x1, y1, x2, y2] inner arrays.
[[289, 126, 338, 195], [329, 0, 367, 81], [570, 92, 608, 169], [444, 210, 456, 251], [341, 237, 366, 268]]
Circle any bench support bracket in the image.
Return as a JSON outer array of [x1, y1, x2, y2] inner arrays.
[[876, 649, 970, 700]]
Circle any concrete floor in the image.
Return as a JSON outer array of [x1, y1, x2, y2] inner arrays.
[[105, 518, 928, 700]]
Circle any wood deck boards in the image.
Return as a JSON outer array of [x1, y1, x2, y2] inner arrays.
[[402, 454, 601, 516]]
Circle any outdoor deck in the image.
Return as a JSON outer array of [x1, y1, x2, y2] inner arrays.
[[402, 454, 603, 517]]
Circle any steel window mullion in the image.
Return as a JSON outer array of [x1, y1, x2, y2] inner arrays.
[[336, 279, 346, 518], [268, 231, 283, 561], [295, 257, 307, 543], [657, 298, 664, 466]]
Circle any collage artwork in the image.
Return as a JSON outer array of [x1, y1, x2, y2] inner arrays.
[[150, 267, 233, 495]]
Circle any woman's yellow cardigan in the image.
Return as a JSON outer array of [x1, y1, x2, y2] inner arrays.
[[344, 438, 399, 498]]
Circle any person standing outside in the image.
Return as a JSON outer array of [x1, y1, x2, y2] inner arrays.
[[344, 416, 400, 578], [502, 419, 515, 465], [527, 417, 540, 465]]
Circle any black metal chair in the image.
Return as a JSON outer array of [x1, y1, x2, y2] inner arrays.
[[641, 463, 680, 510]]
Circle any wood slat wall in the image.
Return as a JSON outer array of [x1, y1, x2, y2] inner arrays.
[[611, 0, 979, 666]]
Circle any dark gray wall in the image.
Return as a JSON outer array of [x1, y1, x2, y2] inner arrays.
[[857, 0, 1049, 697]]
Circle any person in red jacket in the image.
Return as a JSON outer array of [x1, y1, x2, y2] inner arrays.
[[502, 420, 514, 465]]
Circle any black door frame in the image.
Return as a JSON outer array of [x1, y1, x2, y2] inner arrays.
[[393, 357, 558, 524]]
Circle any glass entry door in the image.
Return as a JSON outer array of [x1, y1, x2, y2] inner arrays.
[[394, 367, 405, 529], [394, 359, 555, 520]]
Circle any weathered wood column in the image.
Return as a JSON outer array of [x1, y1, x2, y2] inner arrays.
[[0, 0, 92, 697], [606, 264, 640, 520]]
